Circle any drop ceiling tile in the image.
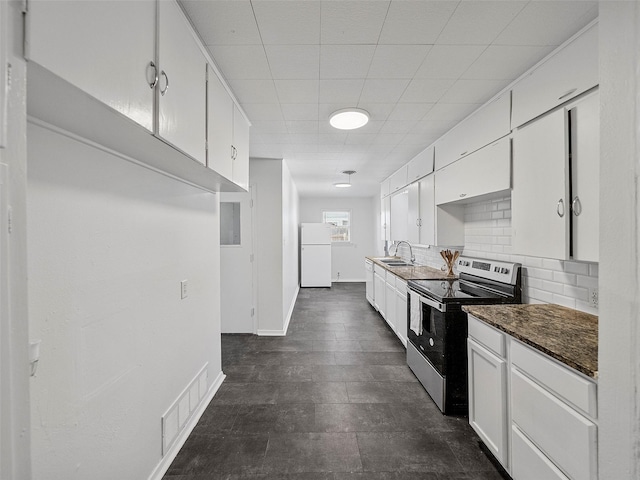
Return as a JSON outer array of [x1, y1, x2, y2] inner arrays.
[[378, 1, 458, 44], [318, 133, 348, 145], [401, 133, 434, 147], [345, 133, 377, 146], [181, 0, 261, 46], [371, 133, 407, 146], [359, 79, 410, 104], [462, 45, 554, 80], [367, 45, 432, 79], [249, 144, 285, 158], [249, 120, 289, 134], [265, 45, 320, 79], [321, 1, 390, 45], [274, 79, 319, 103], [317, 144, 345, 154], [287, 133, 319, 145], [252, 1, 321, 45], [210, 46, 271, 79], [438, 79, 506, 104], [414, 45, 486, 79], [230, 79, 279, 103], [357, 104, 396, 122], [495, 1, 598, 46], [387, 103, 434, 122], [319, 80, 365, 104], [286, 121, 319, 134], [399, 78, 455, 104], [241, 103, 284, 122], [320, 45, 376, 79], [436, 1, 528, 45], [421, 103, 481, 123], [379, 121, 418, 135], [281, 104, 319, 122]]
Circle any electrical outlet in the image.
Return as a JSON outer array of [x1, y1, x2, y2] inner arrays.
[[181, 280, 188, 299], [589, 287, 598, 309]]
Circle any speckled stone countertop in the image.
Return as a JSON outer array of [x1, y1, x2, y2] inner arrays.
[[366, 256, 455, 281], [463, 304, 598, 379]]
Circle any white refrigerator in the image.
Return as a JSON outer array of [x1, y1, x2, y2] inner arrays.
[[301, 223, 332, 287]]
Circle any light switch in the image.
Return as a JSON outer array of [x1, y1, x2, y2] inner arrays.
[[181, 280, 188, 299]]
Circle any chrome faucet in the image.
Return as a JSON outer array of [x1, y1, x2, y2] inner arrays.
[[392, 240, 415, 264]]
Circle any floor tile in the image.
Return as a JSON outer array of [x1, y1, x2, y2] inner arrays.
[[276, 381, 349, 404], [232, 404, 316, 433], [346, 381, 433, 404]]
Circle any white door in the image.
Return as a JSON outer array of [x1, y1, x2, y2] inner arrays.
[[301, 245, 331, 287], [220, 187, 255, 333]]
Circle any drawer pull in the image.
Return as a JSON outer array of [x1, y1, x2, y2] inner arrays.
[[460, 193, 467, 198], [558, 88, 577, 101]]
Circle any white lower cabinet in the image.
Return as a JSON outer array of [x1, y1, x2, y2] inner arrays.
[[467, 314, 598, 480], [385, 275, 396, 332], [365, 260, 374, 307], [395, 280, 407, 347], [373, 267, 386, 319]]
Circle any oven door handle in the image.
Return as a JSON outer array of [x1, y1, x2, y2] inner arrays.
[[415, 292, 445, 313]]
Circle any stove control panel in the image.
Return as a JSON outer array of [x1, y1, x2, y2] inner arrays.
[[457, 256, 520, 285]]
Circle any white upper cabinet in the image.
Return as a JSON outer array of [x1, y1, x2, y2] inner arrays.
[[407, 146, 434, 184], [435, 94, 511, 171], [26, 0, 156, 132], [380, 196, 390, 242], [512, 92, 599, 261], [207, 66, 234, 181], [418, 174, 464, 247], [232, 105, 250, 191], [435, 136, 511, 206], [380, 178, 391, 199], [157, 0, 206, 165], [512, 108, 569, 259], [390, 189, 409, 243], [511, 22, 598, 128], [389, 165, 409, 195], [407, 182, 420, 244]]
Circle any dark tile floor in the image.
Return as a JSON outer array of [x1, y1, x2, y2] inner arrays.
[[164, 283, 504, 480]]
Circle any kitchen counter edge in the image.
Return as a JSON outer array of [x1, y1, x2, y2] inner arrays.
[[463, 303, 598, 379], [366, 256, 455, 281]]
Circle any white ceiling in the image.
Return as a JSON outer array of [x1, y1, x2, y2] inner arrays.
[[180, 0, 598, 197]]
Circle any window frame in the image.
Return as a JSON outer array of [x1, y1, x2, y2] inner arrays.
[[322, 210, 351, 243]]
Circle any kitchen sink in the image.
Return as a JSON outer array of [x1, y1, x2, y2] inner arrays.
[[382, 261, 411, 267]]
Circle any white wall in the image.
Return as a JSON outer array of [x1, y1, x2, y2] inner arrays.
[[282, 162, 300, 326], [27, 123, 222, 480], [300, 196, 376, 282], [598, 4, 640, 478]]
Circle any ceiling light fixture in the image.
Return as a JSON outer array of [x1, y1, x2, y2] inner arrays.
[[334, 170, 356, 188], [329, 108, 369, 130]]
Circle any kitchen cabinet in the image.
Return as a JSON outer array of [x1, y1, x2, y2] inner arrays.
[[0, 1, 7, 147], [390, 189, 409, 242], [468, 316, 509, 469], [26, 0, 157, 132], [435, 94, 511, 171], [407, 146, 434, 183], [512, 92, 599, 261], [389, 165, 409, 194], [435, 136, 511, 205], [385, 275, 396, 332], [157, 0, 206, 164], [365, 259, 374, 307], [511, 22, 598, 128], [407, 182, 420, 244], [413, 174, 464, 247], [380, 196, 391, 242], [395, 279, 408, 347], [207, 65, 250, 190], [373, 266, 386, 318], [380, 178, 391, 198]]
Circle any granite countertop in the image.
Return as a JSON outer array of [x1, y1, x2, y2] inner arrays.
[[366, 256, 455, 281], [463, 304, 598, 379]]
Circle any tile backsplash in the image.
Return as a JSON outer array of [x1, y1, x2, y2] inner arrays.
[[394, 195, 598, 315]]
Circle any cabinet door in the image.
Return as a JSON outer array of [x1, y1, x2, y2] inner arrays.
[[390, 190, 409, 243], [385, 278, 396, 332], [365, 261, 374, 306], [418, 175, 436, 246], [232, 105, 250, 191], [468, 338, 509, 469], [158, 0, 206, 164], [511, 23, 598, 128], [380, 178, 391, 198], [380, 196, 390, 242], [570, 93, 599, 262], [389, 165, 408, 194], [374, 271, 386, 318], [26, 0, 156, 132], [407, 182, 420, 244], [435, 136, 511, 205], [395, 286, 407, 347], [407, 146, 434, 183], [207, 65, 233, 180], [512, 109, 569, 259]]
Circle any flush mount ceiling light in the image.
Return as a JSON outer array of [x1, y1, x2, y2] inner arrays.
[[334, 170, 356, 188], [329, 108, 369, 130]]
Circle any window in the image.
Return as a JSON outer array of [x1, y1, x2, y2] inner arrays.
[[323, 211, 350, 242]]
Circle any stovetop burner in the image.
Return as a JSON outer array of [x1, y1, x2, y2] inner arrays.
[[408, 278, 511, 302]]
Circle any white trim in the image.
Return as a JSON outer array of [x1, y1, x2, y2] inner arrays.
[[147, 370, 226, 480], [333, 278, 366, 283], [257, 285, 299, 336]]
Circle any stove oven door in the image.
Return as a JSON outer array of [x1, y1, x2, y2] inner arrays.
[[407, 291, 447, 374]]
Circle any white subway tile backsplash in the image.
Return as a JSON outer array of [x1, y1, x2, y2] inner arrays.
[[577, 275, 598, 289], [564, 261, 590, 276], [552, 271, 577, 285], [527, 267, 554, 281], [542, 258, 564, 271], [563, 284, 589, 301], [542, 280, 565, 295], [552, 293, 577, 309], [589, 264, 599, 277]]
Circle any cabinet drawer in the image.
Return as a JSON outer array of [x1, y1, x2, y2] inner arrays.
[[511, 340, 597, 418], [468, 315, 506, 357], [386, 271, 396, 289], [511, 368, 597, 480], [395, 279, 407, 294], [511, 425, 570, 480]]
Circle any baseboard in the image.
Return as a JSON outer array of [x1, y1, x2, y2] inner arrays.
[[147, 370, 226, 480], [257, 285, 299, 336], [333, 278, 365, 283]]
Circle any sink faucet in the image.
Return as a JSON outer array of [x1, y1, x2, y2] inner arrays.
[[392, 240, 415, 264]]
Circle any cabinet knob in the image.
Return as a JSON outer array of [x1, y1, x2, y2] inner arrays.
[[460, 193, 466, 198], [148, 61, 158, 89], [558, 88, 577, 101], [572, 196, 582, 216], [160, 71, 169, 96], [557, 198, 565, 217]]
